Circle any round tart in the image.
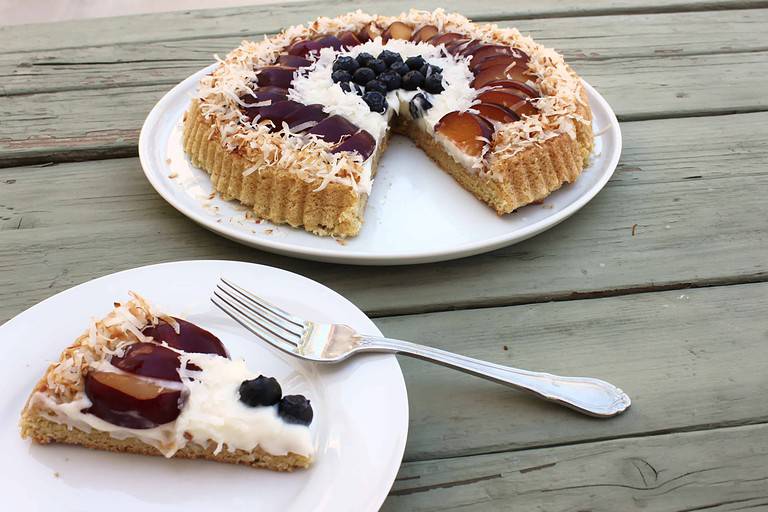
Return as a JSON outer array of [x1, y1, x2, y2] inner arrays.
[[183, 9, 594, 238]]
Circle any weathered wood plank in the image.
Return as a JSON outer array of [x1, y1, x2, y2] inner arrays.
[[2, 50, 767, 166], [1, 0, 764, 54], [377, 282, 768, 461], [3, 9, 766, 96], [0, 112, 766, 321], [383, 423, 768, 510]]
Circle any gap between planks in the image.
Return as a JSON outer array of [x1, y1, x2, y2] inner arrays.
[[384, 422, 768, 510], [0, 0, 768, 54], [399, 413, 768, 465], [366, 273, 768, 318]]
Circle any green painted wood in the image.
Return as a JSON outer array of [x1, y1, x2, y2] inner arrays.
[[384, 423, 768, 510], [2, 49, 767, 166], [1, 0, 763, 54], [3, 9, 766, 97], [377, 282, 768, 461], [2, 111, 765, 320]]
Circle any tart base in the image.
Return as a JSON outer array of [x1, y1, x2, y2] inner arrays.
[[184, 94, 593, 234], [21, 412, 311, 472], [184, 100, 387, 238], [393, 114, 591, 215]]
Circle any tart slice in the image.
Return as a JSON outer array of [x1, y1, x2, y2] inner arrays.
[[19, 293, 314, 472]]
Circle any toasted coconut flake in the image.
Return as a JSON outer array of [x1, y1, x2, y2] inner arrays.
[[195, 8, 591, 188], [38, 293, 161, 403]]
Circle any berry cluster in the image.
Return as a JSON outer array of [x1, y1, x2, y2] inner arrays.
[[332, 50, 445, 114], [239, 375, 313, 425]]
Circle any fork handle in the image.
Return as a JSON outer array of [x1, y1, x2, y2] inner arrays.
[[360, 336, 630, 417]]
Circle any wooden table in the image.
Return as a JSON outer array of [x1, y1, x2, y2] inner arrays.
[[2, 1, 767, 509]]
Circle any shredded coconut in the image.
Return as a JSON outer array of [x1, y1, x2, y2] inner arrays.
[[36, 293, 161, 403], [194, 8, 592, 190]]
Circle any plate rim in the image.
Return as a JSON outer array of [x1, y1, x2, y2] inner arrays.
[[139, 65, 622, 265], [0, 260, 408, 512]]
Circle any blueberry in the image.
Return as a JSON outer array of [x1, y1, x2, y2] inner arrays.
[[353, 67, 376, 85], [405, 55, 426, 70], [356, 52, 375, 67], [239, 376, 282, 407], [333, 56, 359, 74], [366, 58, 387, 75], [365, 80, 388, 94], [409, 93, 433, 119], [423, 73, 444, 94], [339, 81, 364, 95], [278, 395, 313, 425], [378, 71, 402, 91], [389, 61, 409, 76], [401, 70, 425, 91], [378, 50, 402, 66], [419, 63, 443, 77], [363, 91, 387, 113], [331, 70, 352, 83]]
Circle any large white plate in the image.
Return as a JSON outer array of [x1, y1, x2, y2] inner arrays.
[[0, 261, 408, 512], [140, 64, 621, 265]]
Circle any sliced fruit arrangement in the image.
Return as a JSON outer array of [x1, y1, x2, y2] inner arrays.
[[83, 317, 230, 429], [85, 370, 182, 429], [476, 89, 537, 117], [435, 111, 494, 157], [142, 317, 228, 357], [330, 130, 376, 161], [83, 316, 315, 430], [255, 66, 297, 89], [239, 89, 375, 159], [240, 21, 544, 163], [473, 103, 519, 124]]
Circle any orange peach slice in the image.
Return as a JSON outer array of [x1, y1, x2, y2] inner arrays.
[[383, 21, 413, 41], [435, 111, 495, 157], [411, 24, 439, 42]]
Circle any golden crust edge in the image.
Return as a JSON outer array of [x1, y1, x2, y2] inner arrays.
[[184, 100, 371, 238], [21, 415, 311, 472], [185, 79, 594, 227]]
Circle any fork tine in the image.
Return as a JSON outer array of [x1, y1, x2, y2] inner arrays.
[[215, 285, 303, 342], [213, 290, 301, 346], [220, 278, 305, 328], [211, 295, 300, 357]]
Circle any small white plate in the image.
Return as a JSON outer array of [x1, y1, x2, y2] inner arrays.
[[0, 261, 408, 512], [140, 65, 621, 265]]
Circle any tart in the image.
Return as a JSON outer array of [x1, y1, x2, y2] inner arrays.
[[184, 9, 593, 237], [19, 293, 314, 472]]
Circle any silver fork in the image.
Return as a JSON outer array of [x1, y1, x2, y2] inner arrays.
[[211, 278, 631, 418]]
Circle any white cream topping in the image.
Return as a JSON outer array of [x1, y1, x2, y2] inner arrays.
[[176, 353, 313, 457], [32, 353, 314, 459], [289, 37, 480, 169]]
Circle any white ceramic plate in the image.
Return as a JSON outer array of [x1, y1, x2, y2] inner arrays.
[[140, 64, 621, 265], [0, 261, 408, 512]]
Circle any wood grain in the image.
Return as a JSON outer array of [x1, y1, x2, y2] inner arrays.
[[2, 5, 768, 165], [377, 282, 768, 461], [2, 2, 766, 508], [1, 0, 764, 54], [384, 423, 768, 510], [0, 112, 766, 321], [3, 9, 767, 96], [2, 51, 766, 166]]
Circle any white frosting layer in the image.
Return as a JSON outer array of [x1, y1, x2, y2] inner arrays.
[[32, 353, 314, 459], [176, 353, 313, 457], [289, 37, 480, 170]]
